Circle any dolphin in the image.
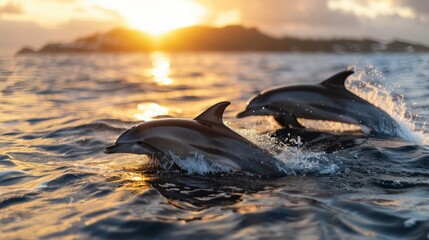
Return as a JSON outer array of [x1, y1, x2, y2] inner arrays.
[[104, 101, 287, 177], [237, 70, 402, 137]]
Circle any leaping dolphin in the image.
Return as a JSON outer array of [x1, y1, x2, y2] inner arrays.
[[237, 70, 402, 137], [105, 101, 287, 177]]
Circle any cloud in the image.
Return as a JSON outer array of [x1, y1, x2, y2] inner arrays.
[[196, 0, 362, 40], [328, 0, 417, 19], [0, 1, 23, 15], [0, 19, 121, 54], [198, 0, 361, 38], [327, 0, 429, 21], [196, 0, 429, 44], [394, 0, 429, 20], [42, 0, 78, 3], [404, 0, 429, 13], [199, 0, 359, 28]]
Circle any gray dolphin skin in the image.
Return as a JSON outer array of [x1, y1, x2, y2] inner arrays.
[[105, 101, 286, 177], [237, 70, 401, 137]]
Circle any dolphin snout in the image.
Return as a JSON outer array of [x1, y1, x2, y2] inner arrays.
[[104, 145, 117, 154], [104, 144, 131, 154], [104, 142, 157, 155], [236, 109, 253, 118], [237, 106, 276, 118]]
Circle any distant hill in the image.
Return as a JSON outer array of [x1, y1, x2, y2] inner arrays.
[[16, 25, 429, 54]]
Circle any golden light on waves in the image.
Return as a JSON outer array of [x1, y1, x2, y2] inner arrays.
[[151, 52, 172, 85], [134, 103, 169, 121], [93, 0, 206, 35]]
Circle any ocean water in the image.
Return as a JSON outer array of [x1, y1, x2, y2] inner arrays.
[[1, 52, 429, 239]]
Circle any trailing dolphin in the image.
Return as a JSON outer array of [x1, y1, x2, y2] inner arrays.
[[237, 70, 402, 137], [105, 101, 287, 177]]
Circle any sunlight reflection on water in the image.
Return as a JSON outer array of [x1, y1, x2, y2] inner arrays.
[[151, 52, 173, 85], [134, 102, 170, 121]]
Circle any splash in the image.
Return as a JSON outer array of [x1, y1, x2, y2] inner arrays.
[[169, 151, 234, 175], [275, 147, 346, 175], [234, 127, 286, 154], [235, 127, 344, 175], [346, 66, 427, 143]]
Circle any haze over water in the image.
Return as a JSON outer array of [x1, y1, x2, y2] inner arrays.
[[1, 53, 429, 239]]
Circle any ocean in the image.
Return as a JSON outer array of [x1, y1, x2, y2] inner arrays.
[[1, 52, 429, 239]]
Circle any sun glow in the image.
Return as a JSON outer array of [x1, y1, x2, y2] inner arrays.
[[93, 0, 206, 35]]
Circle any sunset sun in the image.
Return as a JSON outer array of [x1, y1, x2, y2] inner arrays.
[[94, 0, 206, 35]]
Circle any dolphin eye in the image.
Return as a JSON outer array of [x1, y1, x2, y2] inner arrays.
[[136, 141, 144, 145]]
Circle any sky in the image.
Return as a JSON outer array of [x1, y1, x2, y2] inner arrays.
[[0, 0, 428, 54]]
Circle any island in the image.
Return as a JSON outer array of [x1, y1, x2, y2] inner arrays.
[[16, 25, 429, 54]]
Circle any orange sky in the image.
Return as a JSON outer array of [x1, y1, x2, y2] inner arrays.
[[0, 0, 428, 54]]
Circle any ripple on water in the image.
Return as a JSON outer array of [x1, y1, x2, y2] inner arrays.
[[0, 191, 39, 210], [327, 200, 429, 240], [409, 155, 429, 168], [0, 170, 34, 186], [0, 154, 17, 167], [41, 172, 96, 192], [370, 178, 429, 189], [83, 218, 176, 239]]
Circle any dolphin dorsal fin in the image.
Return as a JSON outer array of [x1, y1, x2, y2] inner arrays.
[[321, 70, 354, 88], [194, 101, 230, 125]]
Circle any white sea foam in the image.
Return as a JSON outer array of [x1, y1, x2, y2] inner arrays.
[[169, 151, 234, 175], [235, 127, 346, 175], [275, 147, 345, 175], [404, 217, 428, 228], [346, 66, 427, 143], [234, 127, 287, 154]]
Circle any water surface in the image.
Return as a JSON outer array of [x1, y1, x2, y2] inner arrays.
[[1, 53, 429, 239]]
